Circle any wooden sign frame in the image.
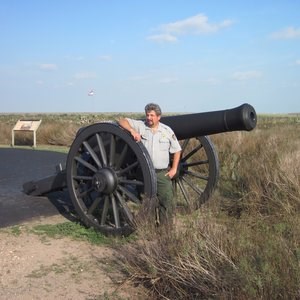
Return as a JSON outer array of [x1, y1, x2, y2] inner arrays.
[[12, 119, 42, 148]]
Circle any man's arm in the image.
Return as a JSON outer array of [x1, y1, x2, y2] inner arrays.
[[118, 118, 141, 142], [167, 150, 181, 179]]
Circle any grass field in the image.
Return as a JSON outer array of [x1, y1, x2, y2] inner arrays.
[[1, 112, 299, 299]]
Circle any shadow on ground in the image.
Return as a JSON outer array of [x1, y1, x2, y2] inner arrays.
[[0, 148, 77, 227]]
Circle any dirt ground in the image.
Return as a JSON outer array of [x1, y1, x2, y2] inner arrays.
[[0, 148, 148, 299], [0, 215, 147, 300]]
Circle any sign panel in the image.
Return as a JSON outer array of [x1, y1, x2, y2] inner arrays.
[[12, 119, 42, 148], [13, 120, 42, 131]]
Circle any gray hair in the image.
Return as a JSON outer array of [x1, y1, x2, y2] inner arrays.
[[144, 103, 162, 116]]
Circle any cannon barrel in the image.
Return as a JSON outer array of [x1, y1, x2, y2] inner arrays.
[[160, 103, 257, 140]]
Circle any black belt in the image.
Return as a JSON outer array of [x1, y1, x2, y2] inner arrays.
[[155, 168, 168, 173]]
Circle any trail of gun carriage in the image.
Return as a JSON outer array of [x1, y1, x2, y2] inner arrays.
[[1, 104, 299, 299]]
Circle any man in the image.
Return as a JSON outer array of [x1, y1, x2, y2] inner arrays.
[[118, 103, 182, 224]]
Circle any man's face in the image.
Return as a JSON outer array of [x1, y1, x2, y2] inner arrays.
[[146, 110, 160, 128]]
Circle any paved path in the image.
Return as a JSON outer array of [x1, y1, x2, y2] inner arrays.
[[0, 148, 71, 228]]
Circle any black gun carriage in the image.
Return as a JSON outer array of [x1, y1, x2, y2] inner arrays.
[[23, 103, 257, 236]]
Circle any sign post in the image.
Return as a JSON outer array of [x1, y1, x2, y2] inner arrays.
[[12, 119, 42, 148]]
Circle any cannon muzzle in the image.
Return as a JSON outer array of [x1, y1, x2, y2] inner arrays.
[[160, 103, 257, 140]]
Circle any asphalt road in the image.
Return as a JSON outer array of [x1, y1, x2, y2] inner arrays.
[[0, 148, 73, 228]]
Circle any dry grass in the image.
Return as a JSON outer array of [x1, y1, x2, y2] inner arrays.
[[119, 117, 300, 299], [120, 217, 240, 299], [37, 122, 78, 146], [1, 113, 299, 299], [0, 123, 12, 144]]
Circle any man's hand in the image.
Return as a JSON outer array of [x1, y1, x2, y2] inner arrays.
[[166, 151, 181, 178], [118, 118, 141, 142], [130, 128, 141, 142], [166, 167, 177, 179]]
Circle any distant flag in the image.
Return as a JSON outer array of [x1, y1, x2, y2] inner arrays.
[[88, 89, 95, 96]]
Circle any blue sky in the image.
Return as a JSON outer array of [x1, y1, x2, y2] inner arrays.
[[1, 1, 300, 114]]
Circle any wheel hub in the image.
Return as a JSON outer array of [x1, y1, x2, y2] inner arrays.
[[92, 168, 117, 194]]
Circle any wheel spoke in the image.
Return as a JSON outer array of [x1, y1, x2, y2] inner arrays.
[[96, 133, 108, 167], [83, 141, 102, 168], [75, 156, 98, 173], [118, 179, 144, 186], [111, 194, 120, 228], [73, 175, 93, 181], [109, 134, 116, 167], [182, 176, 204, 196], [115, 144, 128, 170], [87, 196, 103, 215], [115, 191, 134, 224], [181, 143, 203, 162], [117, 185, 141, 204], [77, 186, 94, 198], [185, 160, 209, 167], [118, 161, 139, 176], [181, 138, 190, 153], [177, 179, 190, 204], [186, 170, 209, 181], [100, 196, 109, 225]]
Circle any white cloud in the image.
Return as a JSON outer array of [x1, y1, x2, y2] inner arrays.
[[65, 55, 84, 61], [147, 14, 234, 43], [159, 77, 179, 84], [296, 59, 300, 65], [39, 63, 58, 71], [232, 71, 262, 81], [162, 14, 232, 34], [127, 74, 151, 81], [202, 77, 221, 85], [73, 72, 97, 79], [98, 55, 112, 61], [270, 26, 300, 39], [147, 33, 178, 43]]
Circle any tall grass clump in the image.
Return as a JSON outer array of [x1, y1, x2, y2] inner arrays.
[[120, 217, 240, 299], [37, 121, 79, 146], [119, 117, 300, 299], [215, 124, 300, 216], [0, 123, 12, 144]]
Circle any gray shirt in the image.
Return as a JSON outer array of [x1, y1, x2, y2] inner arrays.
[[126, 118, 182, 169]]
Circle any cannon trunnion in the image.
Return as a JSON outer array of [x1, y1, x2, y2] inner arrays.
[[23, 104, 257, 236]]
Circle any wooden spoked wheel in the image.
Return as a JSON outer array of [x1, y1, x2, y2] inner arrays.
[[172, 136, 219, 211], [66, 123, 156, 236]]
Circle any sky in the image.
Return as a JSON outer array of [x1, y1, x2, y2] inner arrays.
[[1, 1, 300, 114]]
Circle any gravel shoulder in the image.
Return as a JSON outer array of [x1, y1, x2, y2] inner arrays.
[[0, 217, 147, 300]]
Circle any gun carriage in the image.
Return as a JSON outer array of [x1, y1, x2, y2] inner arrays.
[[24, 103, 257, 236]]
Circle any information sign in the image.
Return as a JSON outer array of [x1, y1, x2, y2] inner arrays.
[[12, 119, 42, 148]]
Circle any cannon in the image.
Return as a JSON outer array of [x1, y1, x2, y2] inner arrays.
[[23, 103, 257, 236]]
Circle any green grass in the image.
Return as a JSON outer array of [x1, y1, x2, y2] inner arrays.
[[26, 255, 91, 279], [29, 221, 136, 247], [1, 222, 112, 246], [30, 221, 112, 245], [0, 144, 70, 153], [9, 225, 22, 236]]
